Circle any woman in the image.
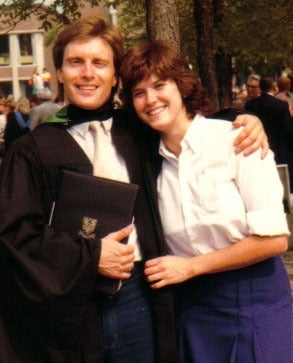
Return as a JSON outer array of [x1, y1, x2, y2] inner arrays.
[[120, 41, 292, 363]]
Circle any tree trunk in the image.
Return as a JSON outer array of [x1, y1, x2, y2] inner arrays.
[[194, 0, 219, 111], [216, 50, 233, 108], [145, 0, 180, 52]]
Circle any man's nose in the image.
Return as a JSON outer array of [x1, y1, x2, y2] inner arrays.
[[81, 63, 95, 78]]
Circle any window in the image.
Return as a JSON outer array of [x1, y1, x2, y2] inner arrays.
[[0, 82, 12, 98], [0, 35, 10, 66], [19, 34, 33, 64]]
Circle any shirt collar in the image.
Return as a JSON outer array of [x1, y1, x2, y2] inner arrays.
[[69, 117, 113, 138], [159, 114, 201, 158]]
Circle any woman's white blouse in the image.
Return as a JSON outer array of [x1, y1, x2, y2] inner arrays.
[[157, 114, 289, 257]]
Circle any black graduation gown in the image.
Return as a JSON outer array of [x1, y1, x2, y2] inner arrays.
[[0, 110, 180, 363]]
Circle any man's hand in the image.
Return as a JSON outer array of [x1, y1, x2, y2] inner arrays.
[[232, 115, 269, 159], [98, 224, 135, 280]]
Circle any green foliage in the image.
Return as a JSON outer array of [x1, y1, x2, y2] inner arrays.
[[0, 0, 101, 32], [112, 0, 198, 70], [113, 0, 148, 50], [215, 0, 293, 75], [0, 0, 291, 76]]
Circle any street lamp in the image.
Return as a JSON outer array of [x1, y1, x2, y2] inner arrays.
[[108, 0, 118, 26]]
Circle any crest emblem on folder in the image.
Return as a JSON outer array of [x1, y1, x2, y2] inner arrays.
[[78, 216, 98, 239]]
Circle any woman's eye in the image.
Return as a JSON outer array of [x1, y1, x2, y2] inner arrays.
[[132, 91, 144, 98], [155, 82, 165, 89]]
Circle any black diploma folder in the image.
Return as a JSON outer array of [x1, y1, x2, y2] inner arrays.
[[49, 169, 139, 295]]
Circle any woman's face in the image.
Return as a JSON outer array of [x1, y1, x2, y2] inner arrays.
[[131, 75, 189, 134]]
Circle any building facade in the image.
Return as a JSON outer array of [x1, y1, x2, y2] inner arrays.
[[0, 14, 46, 100]]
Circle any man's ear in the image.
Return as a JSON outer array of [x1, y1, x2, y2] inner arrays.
[[56, 69, 64, 84], [112, 75, 117, 87]]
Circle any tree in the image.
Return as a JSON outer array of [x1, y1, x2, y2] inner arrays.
[[0, 0, 103, 32], [112, 0, 147, 49], [216, 0, 293, 77], [194, 0, 219, 110], [1, 0, 292, 108], [146, 0, 180, 51]]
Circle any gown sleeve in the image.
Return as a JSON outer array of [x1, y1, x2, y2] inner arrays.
[[0, 136, 101, 350]]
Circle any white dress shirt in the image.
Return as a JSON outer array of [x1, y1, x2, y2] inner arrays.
[[68, 119, 142, 260], [157, 114, 289, 257]]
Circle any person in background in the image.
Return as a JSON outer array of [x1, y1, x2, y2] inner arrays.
[[288, 71, 293, 102], [276, 76, 293, 117], [30, 93, 62, 130], [120, 40, 292, 363], [245, 74, 261, 100], [233, 74, 261, 109], [0, 97, 6, 135], [0, 97, 7, 157], [30, 68, 44, 96], [42, 67, 52, 90], [245, 75, 293, 191], [3, 96, 30, 151], [0, 16, 267, 363], [3, 98, 16, 118], [29, 94, 42, 109]]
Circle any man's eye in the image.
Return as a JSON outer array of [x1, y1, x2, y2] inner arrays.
[[94, 61, 106, 67], [70, 59, 81, 65]]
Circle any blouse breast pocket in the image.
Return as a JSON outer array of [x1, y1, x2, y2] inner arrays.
[[193, 170, 232, 213]]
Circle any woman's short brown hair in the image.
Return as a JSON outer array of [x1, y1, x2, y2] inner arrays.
[[120, 40, 213, 118]]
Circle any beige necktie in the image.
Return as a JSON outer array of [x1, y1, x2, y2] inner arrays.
[[90, 121, 110, 178]]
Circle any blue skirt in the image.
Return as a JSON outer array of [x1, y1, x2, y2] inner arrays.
[[174, 256, 293, 363]]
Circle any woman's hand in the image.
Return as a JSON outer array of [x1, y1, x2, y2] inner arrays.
[[232, 114, 269, 159], [144, 234, 288, 289], [144, 255, 195, 289]]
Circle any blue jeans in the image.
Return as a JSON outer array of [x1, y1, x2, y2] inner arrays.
[[97, 263, 156, 363]]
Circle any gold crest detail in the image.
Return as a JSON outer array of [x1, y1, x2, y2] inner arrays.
[[78, 216, 98, 239]]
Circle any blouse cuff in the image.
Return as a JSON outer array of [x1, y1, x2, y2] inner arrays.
[[247, 209, 290, 236]]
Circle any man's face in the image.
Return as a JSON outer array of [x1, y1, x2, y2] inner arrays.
[[246, 79, 260, 99], [57, 36, 117, 110]]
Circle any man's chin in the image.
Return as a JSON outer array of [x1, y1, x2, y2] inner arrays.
[[75, 102, 104, 110]]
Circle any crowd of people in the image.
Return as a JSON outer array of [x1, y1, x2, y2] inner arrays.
[[0, 92, 64, 157], [233, 71, 293, 113], [0, 14, 292, 363], [233, 72, 293, 192]]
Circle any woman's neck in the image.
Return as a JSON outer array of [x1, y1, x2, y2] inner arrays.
[[161, 117, 193, 157]]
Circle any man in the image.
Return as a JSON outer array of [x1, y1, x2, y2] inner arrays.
[[245, 75, 293, 164], [0, 15, 267, 363], [233, 74, 260, 109], [245, 75, 293, 192], [246, 74, 261, 101]]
